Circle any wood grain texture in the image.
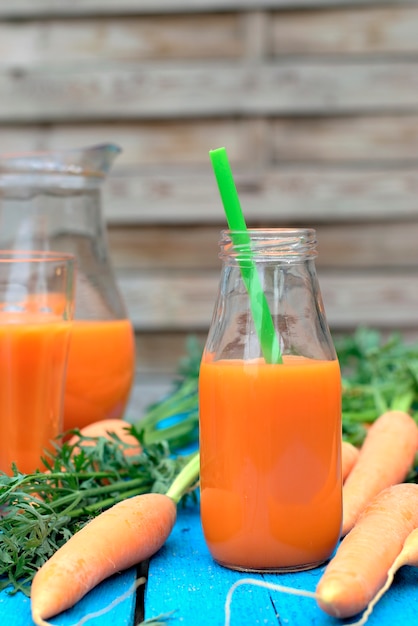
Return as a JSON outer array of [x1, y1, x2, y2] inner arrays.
[[117, 269, 418, 331], [1, 115, 418, 166], [0, 0, 410, 18], [271, 115, 418, 163], [2, 61, 418, 121], [108, 221, 418, 270], [271, 6, 418, 55], [0, 15, 244, 67], [0, 6, 417, 68], [133, 332, 206, 375], [103, 167, 418, 224]]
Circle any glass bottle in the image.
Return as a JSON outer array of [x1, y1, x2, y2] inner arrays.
[[0, 144, 136, 431], [199, 228, 342, 572]]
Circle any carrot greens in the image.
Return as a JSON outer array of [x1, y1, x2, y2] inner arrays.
[[135, 336, 200, 451], [336, 328, 418, 445], [0, 437, 198, 596]]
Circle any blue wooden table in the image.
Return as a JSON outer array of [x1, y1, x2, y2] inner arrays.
[[0, 567, 137, 625], [2, 503, 418, 625], [145, 504, 418, 626]]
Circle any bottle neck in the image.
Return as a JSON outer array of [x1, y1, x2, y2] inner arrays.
[[219, 228, 318, 264]]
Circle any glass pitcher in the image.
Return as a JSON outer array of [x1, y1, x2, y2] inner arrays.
[[0, 144, 136, 431]]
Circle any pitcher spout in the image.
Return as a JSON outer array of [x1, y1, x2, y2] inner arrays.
[[0, 143, 121, 180], [77, 143, 122, 177]]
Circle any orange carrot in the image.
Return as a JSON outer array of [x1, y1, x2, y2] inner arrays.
[[316, 483, 418, 619], [348, 526, 418, 626], [342, 410, 418, 535], [31, 493, 176, 626], [342, 440, 360, 482], [68, 418, 141, 457]]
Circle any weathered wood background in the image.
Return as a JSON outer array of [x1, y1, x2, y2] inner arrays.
[[1, 0, 418, 407]]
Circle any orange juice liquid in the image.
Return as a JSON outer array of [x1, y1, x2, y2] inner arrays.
[[199, 354, 342, 571], [0, 314, 71, 475], [63, 319, 135, 431]]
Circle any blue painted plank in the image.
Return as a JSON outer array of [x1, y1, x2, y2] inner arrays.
[[145, 504, 418, 626], [0, 568, 137, 626]]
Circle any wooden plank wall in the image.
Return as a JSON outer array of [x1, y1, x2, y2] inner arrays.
[[0, 0, 418, 401]]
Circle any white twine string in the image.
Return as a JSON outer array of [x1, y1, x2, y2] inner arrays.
[[223, 576, 379, 626]]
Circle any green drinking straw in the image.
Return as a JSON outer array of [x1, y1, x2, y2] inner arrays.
[[209, 147, 282, 364]]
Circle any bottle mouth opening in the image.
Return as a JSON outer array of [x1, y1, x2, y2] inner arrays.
[[219, 228, 318, 262]]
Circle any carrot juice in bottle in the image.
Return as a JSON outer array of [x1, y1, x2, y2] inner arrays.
[[199, 229, 342, 572]]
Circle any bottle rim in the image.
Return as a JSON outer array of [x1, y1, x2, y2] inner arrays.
[[219, 228, 318, 262]]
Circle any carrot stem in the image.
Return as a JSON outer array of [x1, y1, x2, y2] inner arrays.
[[143, 413, 198, 447], [165, 452, 200, 504], [68, 487, 153, 518], [51, 477, 151, 508], [133, 377, 199, 451], [139, 379, 198, 429], [390, 390, 415, 413]]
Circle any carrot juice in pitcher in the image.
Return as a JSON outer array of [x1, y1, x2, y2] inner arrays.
[[10, 292, 135, 431], [199, 229, 342, 572], [64, 319, 135, 431]]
